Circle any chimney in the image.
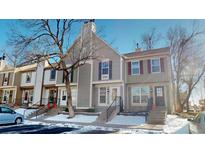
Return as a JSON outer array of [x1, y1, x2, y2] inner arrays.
[[81, 19, 96, 40], [135, 43, 143, 52], [135, 48, 143, 52]]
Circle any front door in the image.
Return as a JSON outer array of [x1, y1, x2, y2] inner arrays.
[[109, 87, 120, 105], [2, 90, 10, 103], [49, 89, 57, 104], [155, 86, 165, 106], [23, 90, 33, 104]]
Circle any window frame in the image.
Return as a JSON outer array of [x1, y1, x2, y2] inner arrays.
[[26, 72, 32, 83], [98, 87, 108, 106], [151, 58, 161, 73], [131, 60, 140, 75], [50, 69, 56, 81], [101, 60, 109, 80], [3, 73, 9, 86], [131, 86, 150, 105]]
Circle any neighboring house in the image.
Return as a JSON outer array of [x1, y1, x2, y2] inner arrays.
[[18, 64, 37, 105], [0, 56, 19, 105], [123, 47, 173, 113]]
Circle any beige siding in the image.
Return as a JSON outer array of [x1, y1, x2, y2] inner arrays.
[[92, 36, 121, 81], [0, 73, 3, 86], [8, 73, 14, 86], [126, 56, 171, 84], [77, 63, 91, 108], [125, 83, 171, 112]]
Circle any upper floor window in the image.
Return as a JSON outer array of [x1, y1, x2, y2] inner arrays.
[[101, 60, 109, 80], [26, 72, 32, 83], [151, 58, 160, 73], [131, 61, 140, 75], [3, 73, 9, 86], [50, 69, 56, 80]]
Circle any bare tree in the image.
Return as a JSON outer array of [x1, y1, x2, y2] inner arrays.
[[141, 28, 161, 50], [8, 19, 99, 117], [167, 23, 205, 112]]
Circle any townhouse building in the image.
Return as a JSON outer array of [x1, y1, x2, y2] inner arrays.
[[0, 20, 173, 114], [0, 59, 17, 105], [123, 47, 173, 113]]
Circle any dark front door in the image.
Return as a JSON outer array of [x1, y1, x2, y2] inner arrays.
[[155, 86, 165, 106]]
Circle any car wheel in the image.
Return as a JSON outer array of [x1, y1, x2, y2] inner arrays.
[[15, 118, 22, 125]]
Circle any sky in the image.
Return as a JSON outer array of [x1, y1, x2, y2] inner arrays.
[[0, 19, 205, 54]]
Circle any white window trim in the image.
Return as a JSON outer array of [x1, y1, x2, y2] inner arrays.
[[101, 59, 109, 80], [151, 58, 161, 73], [98, 87, 108, 106], [26, 72, 32, 83], [131, 60, 140, 75], [131, 86, 150, 106]]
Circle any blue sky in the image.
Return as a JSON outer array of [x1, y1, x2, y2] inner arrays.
[[0, 19, 204, 54]]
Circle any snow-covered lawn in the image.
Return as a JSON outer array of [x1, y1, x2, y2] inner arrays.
[[45, 114, 98, 123], [107, 115, 146, 125], [15, 108, 37, 118], [163, 115, 189, 134]]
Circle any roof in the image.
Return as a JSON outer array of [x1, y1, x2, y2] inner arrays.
[[123, 47, 170, 59]]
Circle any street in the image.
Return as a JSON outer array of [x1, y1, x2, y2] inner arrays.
[[0, 124, 117, 134]]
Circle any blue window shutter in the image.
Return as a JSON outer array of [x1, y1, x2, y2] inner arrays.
[[98, 62, 102, 80], [109, 60, 112, 80]]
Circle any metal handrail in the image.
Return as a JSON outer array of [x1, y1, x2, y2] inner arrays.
[[106, 96, 122, 122]]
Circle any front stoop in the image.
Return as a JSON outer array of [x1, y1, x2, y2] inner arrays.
[[147, 107, 167, 124], [95, 106, 120, 123]]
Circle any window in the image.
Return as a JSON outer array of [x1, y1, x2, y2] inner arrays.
[[3, 73, 9, 86], [156, 87, 163, 97], [131, 61, 140, 75], [99, 87, 107, 104], [131, 86, 150, 104], [62, 90, 67, 101], [151, 59, 160, 73], [26, 72, 32, 83], [101, 61, 109, 80], [50, 69, 56, 80], [1, 107, 13, 114]]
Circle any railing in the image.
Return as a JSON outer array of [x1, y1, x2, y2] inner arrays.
[[106, 96, 123, 122]]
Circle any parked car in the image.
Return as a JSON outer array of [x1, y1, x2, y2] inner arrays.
[[0, 105, 24, 125], [188, 111, 205, 133]]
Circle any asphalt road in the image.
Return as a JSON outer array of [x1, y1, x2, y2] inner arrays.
[[0, 124, 116, 134]]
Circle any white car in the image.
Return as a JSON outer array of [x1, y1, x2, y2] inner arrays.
[[0, 105, 24, 125]]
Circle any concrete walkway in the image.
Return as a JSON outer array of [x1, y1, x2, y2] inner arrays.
[[27, 118, 164, 131]]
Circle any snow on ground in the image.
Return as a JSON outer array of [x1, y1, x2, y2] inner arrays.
[[15, 108, 37, 118], [163, 115, 189, 134], [45, 114, 98, 123], [107, 115, 146, 125]]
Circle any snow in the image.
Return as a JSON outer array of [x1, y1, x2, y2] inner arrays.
[[15, 108, 37, 118], [45, 114, 98, 123], [163, 115, 190, 134], [107, 115, 146, 125]]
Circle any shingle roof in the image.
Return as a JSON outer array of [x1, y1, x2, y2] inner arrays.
[[123, 47, 170, 58]]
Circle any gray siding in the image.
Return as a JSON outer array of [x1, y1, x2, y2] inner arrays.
[[77, 63, 91, 108]]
